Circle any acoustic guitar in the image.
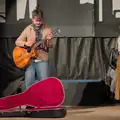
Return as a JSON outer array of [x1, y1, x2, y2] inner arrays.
[[0, 77, 64, 110], [13, 28, 60, 68]]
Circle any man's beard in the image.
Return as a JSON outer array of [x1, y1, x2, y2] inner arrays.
[[32, 23, 43, 30]]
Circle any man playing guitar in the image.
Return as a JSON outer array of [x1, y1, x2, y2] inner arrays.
[[15, 5, 53, 89]]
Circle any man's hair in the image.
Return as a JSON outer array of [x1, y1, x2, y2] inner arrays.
[[32, 5, 43, 20]]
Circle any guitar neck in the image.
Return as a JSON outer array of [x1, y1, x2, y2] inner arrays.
[[31, 28, 60, 49], [31, 40, 42, 50]]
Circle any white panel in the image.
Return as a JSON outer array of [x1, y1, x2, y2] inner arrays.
[[112, 0, 120, 11], [112, 0, 120, 18], [118, 36, 120, 52], [17, 0, 27, 21], [115, 12, 120, 18], [99, 0, 103, 22], [80, 0, 94, 4], [29, 0, 37, 19]]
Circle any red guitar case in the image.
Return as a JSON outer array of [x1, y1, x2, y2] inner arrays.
[[0, 77, 66, 118]]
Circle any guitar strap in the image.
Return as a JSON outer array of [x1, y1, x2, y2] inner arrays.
[[32, 23, 43, 42], [32, 24, 49, 53]]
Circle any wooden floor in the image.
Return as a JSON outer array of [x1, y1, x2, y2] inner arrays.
[[0, 105, 120, 120]]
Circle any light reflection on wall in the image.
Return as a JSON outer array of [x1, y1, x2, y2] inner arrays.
[[80, 0, 94, 4]]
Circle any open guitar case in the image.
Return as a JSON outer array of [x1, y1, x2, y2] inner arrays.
[[0, 77, 67, 118]]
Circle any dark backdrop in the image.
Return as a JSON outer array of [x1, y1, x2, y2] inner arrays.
[[0, 0, 117, 105], [0, 37, 116, 98]]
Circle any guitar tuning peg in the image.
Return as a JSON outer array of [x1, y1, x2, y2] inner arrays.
[[57, 28, 61, 34]]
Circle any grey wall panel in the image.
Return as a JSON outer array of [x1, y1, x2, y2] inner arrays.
[[95, 0, 120, 37], [0, 0, 94, 37], [37, 0, 94, 37]]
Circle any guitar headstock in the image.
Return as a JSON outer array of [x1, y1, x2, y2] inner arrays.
[[51, 28, 61, 37]]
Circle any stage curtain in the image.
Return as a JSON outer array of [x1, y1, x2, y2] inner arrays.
[[0, 37, 116, 97], [49, 37, 116, 80]]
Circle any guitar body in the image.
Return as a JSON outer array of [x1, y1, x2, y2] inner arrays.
[[13, 47, 37, 68]]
